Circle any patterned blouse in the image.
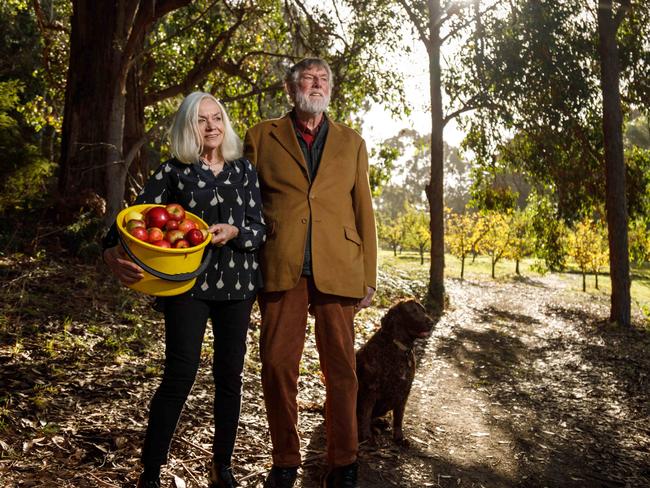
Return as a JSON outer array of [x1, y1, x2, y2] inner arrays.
[[103, 157, 266, 301]]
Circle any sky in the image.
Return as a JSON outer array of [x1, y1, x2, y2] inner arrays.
[[360, 35, 466, 149]]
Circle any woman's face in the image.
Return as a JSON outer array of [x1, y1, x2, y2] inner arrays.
[[197, 98, 224, 155]]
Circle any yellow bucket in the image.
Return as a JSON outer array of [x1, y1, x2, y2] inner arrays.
[[116, 204, 212, 296]]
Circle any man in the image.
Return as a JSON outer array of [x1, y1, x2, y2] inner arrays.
[[244, 58, 377, 488]]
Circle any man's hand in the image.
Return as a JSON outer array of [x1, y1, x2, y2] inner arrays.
[[355, 286, 375, 314], [103, 245, 144, 285], [208, 223, 239, 247]]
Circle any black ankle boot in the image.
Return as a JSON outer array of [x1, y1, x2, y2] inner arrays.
[[136, 473, 161, 488], [209, 462, 239, 488]]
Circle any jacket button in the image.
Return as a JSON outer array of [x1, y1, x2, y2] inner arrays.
[[301, 218, 307, 224]]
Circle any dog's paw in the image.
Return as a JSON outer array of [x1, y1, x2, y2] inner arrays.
[[371, 417, 390, 430], [393, 436, 410, 448], [361, 436, 380, 450]]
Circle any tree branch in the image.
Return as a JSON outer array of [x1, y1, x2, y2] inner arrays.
[[397, 0, 430, 48], [292, 0, 349, 47], [31, 0, 68, 90], [440, 0, 502, 44], [443, 97, 507, 126], [220, 81, 285, 103], [613, 0, 631, 29], [119, 0, 193, 92]]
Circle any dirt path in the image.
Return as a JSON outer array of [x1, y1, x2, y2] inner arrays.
[[2, 261, 649, 488], [345, 277, 650, 488]]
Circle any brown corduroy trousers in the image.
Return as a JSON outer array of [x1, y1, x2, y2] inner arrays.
[[258, 276, 358, 468]]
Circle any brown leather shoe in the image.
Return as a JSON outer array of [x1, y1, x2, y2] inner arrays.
[[321, 462, 359, 488], [263, 466, 298, 488]]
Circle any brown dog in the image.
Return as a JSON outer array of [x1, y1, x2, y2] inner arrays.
[[356, 299, 434, 445]]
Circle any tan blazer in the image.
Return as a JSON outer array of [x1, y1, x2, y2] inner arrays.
[[244, 114, 377, 298]]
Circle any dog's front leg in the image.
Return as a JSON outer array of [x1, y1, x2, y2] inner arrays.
[[392, 399, 410, 447], [357, 392, 376, 443]]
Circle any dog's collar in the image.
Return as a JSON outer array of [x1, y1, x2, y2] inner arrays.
[[392, 339, 409, 351]]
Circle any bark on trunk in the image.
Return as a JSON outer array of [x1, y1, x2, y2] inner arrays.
[[124, 63, 148, 200], [426, 0, 446, 314], [59, 0, 191, 228], [59, 1, 125, 223], [597, 0, 631, 326]]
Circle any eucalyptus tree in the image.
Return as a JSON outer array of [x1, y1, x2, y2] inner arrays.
[[459, 0, 649, 326], [596, 0, 635, 325], [59, 0, 193, 227], [349, 0, 503, 313], [55, 0, 406, 227]]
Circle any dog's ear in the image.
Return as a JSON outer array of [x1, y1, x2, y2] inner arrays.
[[380, 303, 402, 332]]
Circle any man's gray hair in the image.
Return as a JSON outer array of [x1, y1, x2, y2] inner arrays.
[[284, 58, 334, 89]]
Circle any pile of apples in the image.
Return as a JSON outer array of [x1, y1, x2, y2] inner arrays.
[[123, 203, 209, 249]]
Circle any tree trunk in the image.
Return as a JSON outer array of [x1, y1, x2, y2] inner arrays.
[[597, 0, 631, 326], [491, 257, 496, 279], [582, 271, 586, 292], [515, 259, 520, 276], [426, 0, 445, 313], [124, 61, 148, 201], [460, 255, 465, 281], [59, 0, 190, 228], [59, 1, 126, 225]]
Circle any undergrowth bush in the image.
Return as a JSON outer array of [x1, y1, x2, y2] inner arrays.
[[375, 265, 428, 307], [61, 210, 104, 261]]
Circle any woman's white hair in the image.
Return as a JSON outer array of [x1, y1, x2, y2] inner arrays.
[[169, 92, 242, 164]]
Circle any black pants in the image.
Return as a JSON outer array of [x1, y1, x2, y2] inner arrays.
[[142, 293, 254, 467]]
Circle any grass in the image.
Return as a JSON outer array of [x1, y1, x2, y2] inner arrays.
[[379, 249, 650, 318]]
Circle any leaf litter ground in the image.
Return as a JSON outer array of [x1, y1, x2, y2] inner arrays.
[[1, 256, 649, 487]]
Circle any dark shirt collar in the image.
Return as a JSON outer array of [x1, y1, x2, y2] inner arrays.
[[290, 109, 327, 136]]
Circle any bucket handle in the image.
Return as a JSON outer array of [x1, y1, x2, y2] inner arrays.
[[118, 233, 213, 282]]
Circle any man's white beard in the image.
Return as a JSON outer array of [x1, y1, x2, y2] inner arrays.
[[294, 89, 330, 114]]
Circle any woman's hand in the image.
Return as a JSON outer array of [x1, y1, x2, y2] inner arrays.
[[103, 245, 144, 285], [208, 223, 239, 247]]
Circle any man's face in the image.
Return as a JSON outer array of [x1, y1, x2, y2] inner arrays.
[[292, 66, 331, 115]]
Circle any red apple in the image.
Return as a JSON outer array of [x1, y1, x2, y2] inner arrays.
[[178, 219, 197, 234], [173, 239, 190, 249], [128, 226, 149, 242], [150, 239, 171, 248], [165, 229, 185, 245], [165, 203, 185, 221], [145, 207, 170, 229], [125, 219, 146, 232], [147, 227, 164, 242], [186, 228, 206, 246], [165, 219, 179, 231]]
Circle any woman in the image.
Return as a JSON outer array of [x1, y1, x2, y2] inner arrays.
[[102, 92, 265, 488]]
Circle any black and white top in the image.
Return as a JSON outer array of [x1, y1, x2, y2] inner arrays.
[[103, 157, 266, 301]]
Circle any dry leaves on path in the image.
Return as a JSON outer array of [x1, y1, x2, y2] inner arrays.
[[1, 257, 649, 487]]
